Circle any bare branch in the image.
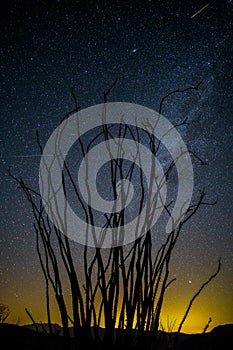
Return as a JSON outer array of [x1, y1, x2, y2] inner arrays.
[[104, 78, 118, 103], [71, 84, 80, 111], [159, 79, 203, 114], [175, 258, 221, 346]]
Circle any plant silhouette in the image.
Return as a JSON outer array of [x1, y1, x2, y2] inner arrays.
[[9, 81, 221, 350]]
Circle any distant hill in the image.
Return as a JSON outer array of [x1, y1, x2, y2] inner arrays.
[[0, 323, 68, 350], [176, 324, 233, 350], [0, 322, 232, 349], [23, 322, 63, 335]]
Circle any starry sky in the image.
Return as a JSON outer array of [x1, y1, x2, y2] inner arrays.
[[0, 0, 233, 333]]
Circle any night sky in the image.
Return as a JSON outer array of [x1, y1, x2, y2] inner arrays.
[[1, 0, 233, 333]]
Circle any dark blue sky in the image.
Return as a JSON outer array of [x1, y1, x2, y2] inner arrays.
[[0, 0, 232, 331]]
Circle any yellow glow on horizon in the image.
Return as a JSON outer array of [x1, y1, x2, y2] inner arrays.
[[5, 288, 233, 335], [2, 258, 233, 334]]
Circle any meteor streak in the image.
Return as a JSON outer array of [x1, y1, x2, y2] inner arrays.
[[191, 2, 211, 19]]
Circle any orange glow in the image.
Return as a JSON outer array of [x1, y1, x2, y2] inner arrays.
[[2, 243, 232, 334], [4, 276, 233, 334]]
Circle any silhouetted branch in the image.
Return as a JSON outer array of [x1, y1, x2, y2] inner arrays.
[[159, 79, 204, 114], [71, 84, 80, 111], [165, 277, 176, 289], [174, 258, 221, 346], [189, 150, 207, 166], [203, 317, 212, 334], [104, 78, 118, 103], [25, 308, 38, 332]]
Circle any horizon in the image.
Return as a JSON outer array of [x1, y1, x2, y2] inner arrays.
[[3, 320, 233, 335]]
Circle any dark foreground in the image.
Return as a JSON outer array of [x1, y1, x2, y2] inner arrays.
[[0, 323, 232, 350]]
